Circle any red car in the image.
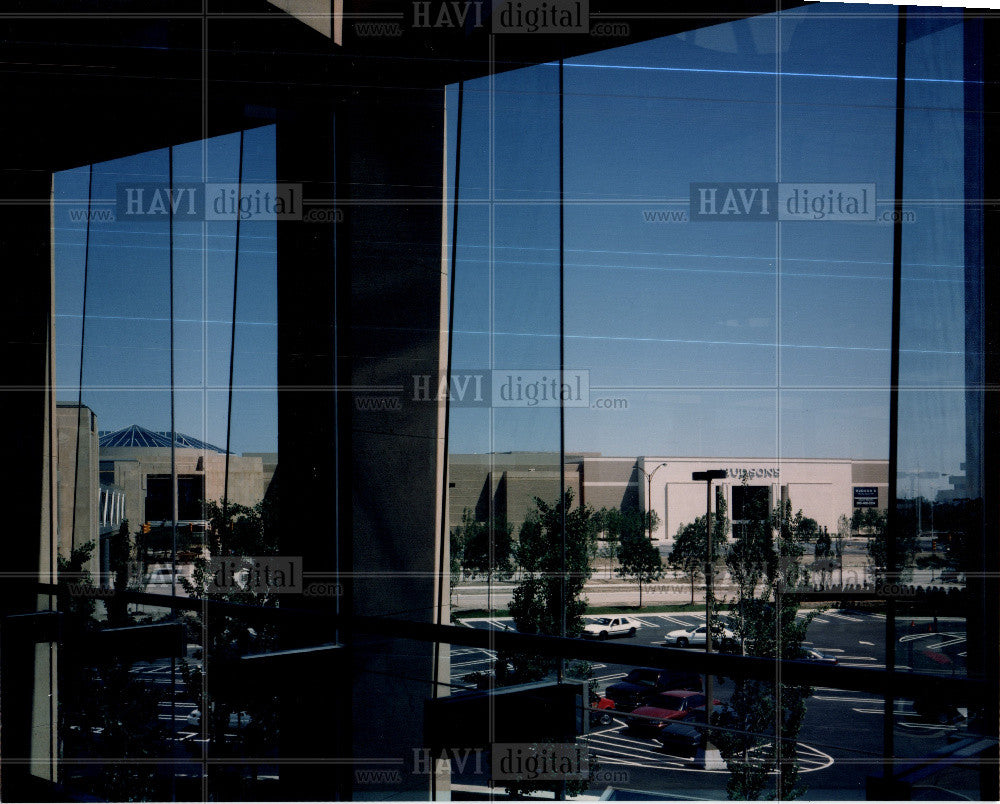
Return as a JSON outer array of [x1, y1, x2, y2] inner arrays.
[[590, 696, 616, 727], [624, 690, 716, 734]]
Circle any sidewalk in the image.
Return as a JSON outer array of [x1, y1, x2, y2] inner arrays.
[[453, 550, 880, 611]]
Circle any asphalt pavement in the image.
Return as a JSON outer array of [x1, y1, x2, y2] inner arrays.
[[452, 609, 973, 800]]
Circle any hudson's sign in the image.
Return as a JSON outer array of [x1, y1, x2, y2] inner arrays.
[[726, 467, 779, 480]]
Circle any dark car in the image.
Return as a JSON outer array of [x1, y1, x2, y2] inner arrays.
[[656, 705, 737, 757], [604, 668, 703, 712], [624, 690, 709, 734]]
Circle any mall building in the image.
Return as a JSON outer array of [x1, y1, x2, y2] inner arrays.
[[450, 453, 889, 544]]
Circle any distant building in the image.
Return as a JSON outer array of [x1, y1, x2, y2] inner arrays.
[[97, 424, 277, 528], [55, 415, 277, 582], [450, 453, 889, 545], [56, 404, 103, 581]]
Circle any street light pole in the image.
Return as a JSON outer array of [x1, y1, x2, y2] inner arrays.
[[636, 461, 667, 540], [693, 469, 726, 770]]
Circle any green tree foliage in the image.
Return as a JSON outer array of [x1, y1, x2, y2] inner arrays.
[[614, 509, 663, 606], [107, 519, 140, 626], [493, 489, 599, 798], [504, 489, 598, 646], [669, 495, 729, 604], [594, 507, 622, 579], [58, 533, 171, 800], [851, 506, 884, 534], [452, 508, 514, 582], [58, 539, 98, 621], [718, 495, 816, 800], [495, 489, 599, 682], [179, 497, 282, 799], [813, 527, 834, 585], [861, 507, 917, 586]]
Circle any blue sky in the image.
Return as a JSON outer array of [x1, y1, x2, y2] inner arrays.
[[445, 4, 970, 499], [54, 127, 278, 455], [53, 4, 972, 500]]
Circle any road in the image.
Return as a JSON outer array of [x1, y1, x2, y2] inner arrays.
[[451, 610, 973, 800]]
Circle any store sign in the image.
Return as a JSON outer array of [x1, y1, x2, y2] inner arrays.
[[854, 486, 879, 508], [726, 467, 779, 480]]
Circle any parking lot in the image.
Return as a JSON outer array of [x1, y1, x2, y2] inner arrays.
[[453, 609, 970, 798]]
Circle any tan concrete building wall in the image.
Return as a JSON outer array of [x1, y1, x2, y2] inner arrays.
[[100, 446, 266, 524], [502, 470, 579, 529], [581, 456, 639, 512], [55, 405, 99, 578], [448, 452, 584, 530]]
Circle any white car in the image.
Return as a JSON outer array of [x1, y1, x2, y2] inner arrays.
[[186, 709, 252, 730], [582, 616, 638, 640], [665, 623, 736, 649]]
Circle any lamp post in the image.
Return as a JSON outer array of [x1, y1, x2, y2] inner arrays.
[[692, 469, 727, 770], [636, 461, 668, 540]]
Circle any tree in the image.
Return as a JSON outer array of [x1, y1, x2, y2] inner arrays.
[[57, 534, 171, 800], [595, 507, 622, 579], [668, 495, 729, 604], [449, 517, 466, 609], [505, 489, 598, 646], [58, 540, 98, 621], [813, 527, 834, 586], [179, 497, 282, 799], [457, 509, 514, 582], [616, 512, 663, 607], [835, 515, 850, 586], [107, 519, 138, 626], [450, 508, 514, 611], [493, 489, 599, 798], [718, 494, 816, 800], [862, 507, 917, 586]]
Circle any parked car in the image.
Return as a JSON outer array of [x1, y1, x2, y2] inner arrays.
[[590, 695, 616, 727], [656, 704, 737, 756], [664, 623, 737, 651], [624, 690, 715, 734], [186, 708, 252, 730], [605, 668, 702, 712], [802, 648, 838, 665], [582, 616, 638, 640], [144, 565, 194, 595]]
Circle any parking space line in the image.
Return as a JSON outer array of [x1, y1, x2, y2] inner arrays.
[[826, 612, 864, 622], [815, 695, 885, 704], [660, 615, 701, 628], [592, 737, 660, 759], [586, 741, 676, 763], [597, 756, 687, 771]]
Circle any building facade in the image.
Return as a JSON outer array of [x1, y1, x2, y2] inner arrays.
[[452, 453, 889, 545], [97, 425, 276, 528]]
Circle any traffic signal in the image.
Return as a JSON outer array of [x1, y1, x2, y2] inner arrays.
[[142, 522, 151, 534]]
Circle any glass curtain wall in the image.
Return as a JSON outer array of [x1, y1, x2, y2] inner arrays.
[[52, 126, 278, 800], [445, 3, 986, 800]]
